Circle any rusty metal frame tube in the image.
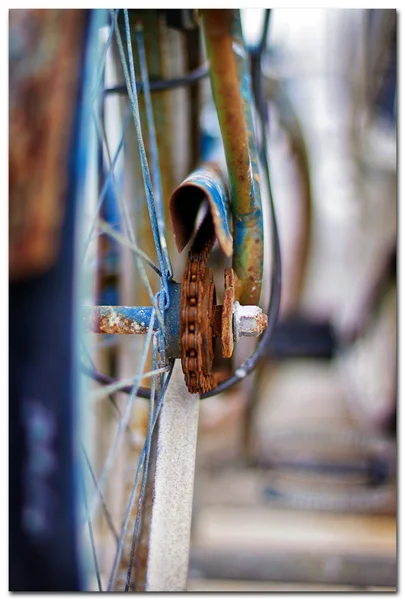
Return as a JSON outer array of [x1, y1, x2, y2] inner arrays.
[[83, 281, 182, 357], [201, 9, 264, 305], [84, 306, 156, 335]]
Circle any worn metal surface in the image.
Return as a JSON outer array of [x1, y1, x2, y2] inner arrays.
[[179, 216, 268, 392], [83, 306, 156, 335], [169, 162, 233, 258], [146, 361, 199, 591], [180, 214, 217, 394], [221, 268, 236, 358], [202, 9, 264, 305], [83, 282, 182, 358], [233, 301, 268, 343], [9, 9, 87, 280]]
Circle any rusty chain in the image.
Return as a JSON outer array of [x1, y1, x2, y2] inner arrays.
[[180, 212, 241, 394]]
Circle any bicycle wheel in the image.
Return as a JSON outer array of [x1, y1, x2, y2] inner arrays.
[[78, 10, 191, 591], [9, 9, 96, 591], [76, 9, 275, 592]]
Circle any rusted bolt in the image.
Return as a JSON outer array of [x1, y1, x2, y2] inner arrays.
[[233, 300, 268, 343]]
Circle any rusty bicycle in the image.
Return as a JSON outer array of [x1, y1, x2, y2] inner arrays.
[[77, 9, 282, 591], [10, 8, 288, 591]]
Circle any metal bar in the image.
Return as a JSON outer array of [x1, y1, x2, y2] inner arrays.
[[84, 306, 156, 335], [146, 361, 200, 591], [83, 281, 181, 357], [202, 9, 264, 305]]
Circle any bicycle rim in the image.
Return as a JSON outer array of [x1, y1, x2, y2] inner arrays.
[[76, 9, 197, 591]]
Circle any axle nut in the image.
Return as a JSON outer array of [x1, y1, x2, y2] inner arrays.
[[233, 301, 268, 343]]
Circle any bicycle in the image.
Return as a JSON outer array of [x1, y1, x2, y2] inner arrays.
[[10, 8, 282, 591]]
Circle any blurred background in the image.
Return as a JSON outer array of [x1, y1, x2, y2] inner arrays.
[[188, 8, 397, 592]]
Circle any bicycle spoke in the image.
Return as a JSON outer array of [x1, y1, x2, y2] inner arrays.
[[97, 218, 161, 276], [81, 473, 102, 591], [91, 365, 170, 402], [124, 336, 158, 590], [92, 93, 165, 328], [122, 12, 167, 281], [107, 361, 174, 591], [133, 398, 159, 588], [89, 311, 155, 519], [82, 445, 119, 545], [112, 11, 170, 306], [81, 8, 182, 591], [86, 16, 166, 329], [80, 339, 140, 445], [135, 25, 173, 281], [91, 14, 117, 104], [82, 107, 131, 261]]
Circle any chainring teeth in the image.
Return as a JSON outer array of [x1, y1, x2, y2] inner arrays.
[[180, 215, 239, 395], [181, 245, 217, 394], [221, 267, 235, 358]]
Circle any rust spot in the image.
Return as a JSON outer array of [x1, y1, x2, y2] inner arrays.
[[180, 224, 217, 394], [84, 308, 149, 335], [221, 267, 235, 358], [212, 305, 223, 337], [202, 10, 252, 210], [202, 9, 264, 306], [255, 311, 268, 334]]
